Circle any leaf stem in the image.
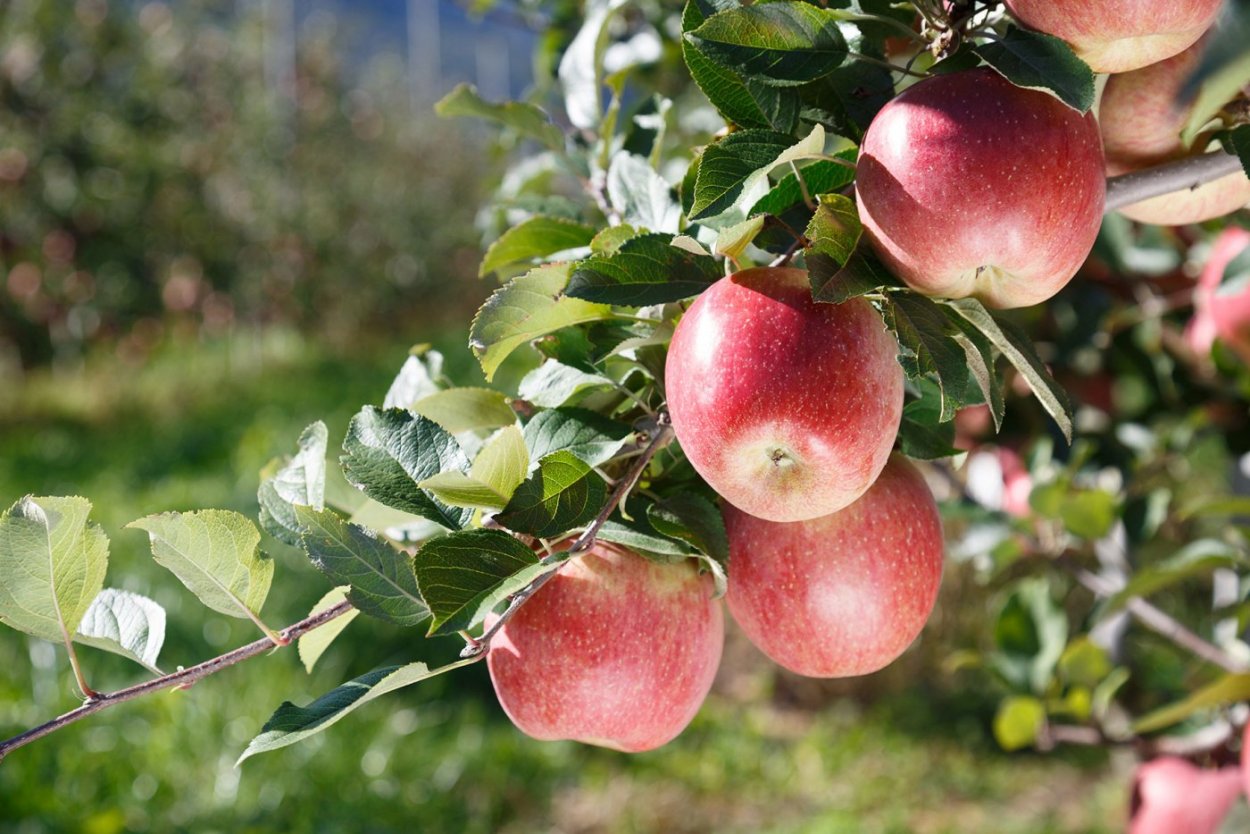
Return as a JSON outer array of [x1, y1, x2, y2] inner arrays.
[[461, 412, 675, 659], [0, 600, 355, 762]]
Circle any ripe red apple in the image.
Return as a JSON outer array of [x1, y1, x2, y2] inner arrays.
[[724, 454, 943, 678], [1129, 757, 1243, 834], [487, 543, 723, 752], [1101, 40, 1250, 226], [1003, 0, 1221, 73], [1186, 227, 1250, 362], [664, 267, 904, 523], [856, 69, 1105, 309]]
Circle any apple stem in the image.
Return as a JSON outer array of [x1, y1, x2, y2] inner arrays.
[[461, 412, 676, 660], [0, 600, 356, 763], [1105, 151, 1245, 214]]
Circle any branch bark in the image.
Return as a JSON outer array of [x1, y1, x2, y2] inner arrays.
[[0, 599, 355, 763], [1105, 151, 1245, 214]]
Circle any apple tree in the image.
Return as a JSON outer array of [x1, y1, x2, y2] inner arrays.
[[5, 1, 1250, 826]]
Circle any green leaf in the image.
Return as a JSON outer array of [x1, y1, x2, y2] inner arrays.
[[522, 407, 635, 467], [690, 127, 823, 220], [1133, 673, 1250, 734], [713, 215, 767, 260], [237, 657, 479, 764], [1180, 8, 1250, 148], [556, 0, 629, 129], [0, 496, 108, 644], [596, 499, 697, 560], [419, 425, 530, 509], [806, 193, 863, 287], [74, 588, 165, 675], [340, 406, 473, 531], [797, 49, 894, 140], [883, 293, 970, 420], [1058, 489, 1120, 540], [645, 494, 728, 564], [991, 578, 1068, 695], [297, 586, 361, 674], [590, 224, 641, 255], [414, 528, 546, 635], [435, 83, 564, 150], [607, 153, 681, 233], [296, 506, 428, 627], [946, 315, 1005, 432], [480, 216, 596, 278], [258, 421, 328, 547], [687, 3, 848, 87], [993, 696, 1045, 751], [1057, 638, 1111, 689], [1219, 125, 1250, 177], [495, 451, 608, 538], [383, 348, 446, 410], [516, 360, 614, 409], [469, 264, 614, 381], [897, 380, 961, 460], [948, 299, 1074, 442], [973, 26, 1095, 113], [128, 510, 272, 622], [411, 387, 517, 434], [1102, 540, 1248, 615], [681, 0, 800, 131], [566, 233, 721, 306], [750, 155, 855, 217]]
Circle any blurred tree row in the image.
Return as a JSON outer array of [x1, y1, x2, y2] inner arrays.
[[0, 0, 487, 371]]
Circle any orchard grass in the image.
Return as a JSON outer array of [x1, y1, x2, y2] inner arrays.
[[0, 330, 1125, 832]]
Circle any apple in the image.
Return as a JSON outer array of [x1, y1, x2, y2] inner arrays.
[[1101, 40, 1250, 226], [724, 454, 943, 678], [486, 542, 723, 752], [1003, 0, 1222, 73], [966, 447, 1032, 518], [856, 68, 1105, 309], [1186, 227, 1250, 362], [664, 267, 904, 523], [1129, 757, 1243, 834]]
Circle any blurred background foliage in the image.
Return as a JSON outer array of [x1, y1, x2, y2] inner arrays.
[[6, 0, 1250, 832]]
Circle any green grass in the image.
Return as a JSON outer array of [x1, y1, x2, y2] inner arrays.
[[0, 330, 1127, 833]]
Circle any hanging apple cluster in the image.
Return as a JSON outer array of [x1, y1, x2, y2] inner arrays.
[[4, 0, 1250, 776]]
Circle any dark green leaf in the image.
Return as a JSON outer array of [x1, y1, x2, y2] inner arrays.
[[479, 217, 596, 278], [990, 578, 1068, 695], [947, 299, 1074, 442], [522, 408, 635, 467], [340, 407, 473, 531], [750, 155, 856, 217], [681, 0, 801, 131], [689, 129, 802, 219], [566, 233, 721, 306], [687, 3, 849, 87], [414, 528, 546, 635], [495, 451, 608, 538], [646, 494, 728, 564], [883, 294, 973, 421], [237, 657, 479, 763], [1220, 125, 1250, 177], [296, 506, 428, 627], [435, 83, 564, 150], [973, 26, 1095, 113], [897, 380, 961, 460]]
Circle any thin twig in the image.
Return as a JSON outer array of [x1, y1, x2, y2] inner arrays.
[[1072, 567, 1248, 674], [0, 600, 355, 762], [462, 413, 675, 659], [1105, 151, 1245, 214]]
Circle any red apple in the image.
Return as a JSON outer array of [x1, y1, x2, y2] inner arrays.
[[1186, 227, 1250, 362], [1004, 0, 1221, 73], [1129, 757, 1243, 834], [664, 267, 904, 523], [1101, 40, 1250, 226], [856, 69, 1105, 309], [487, 543, 723, 752], [724, 454, 943, 678]]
